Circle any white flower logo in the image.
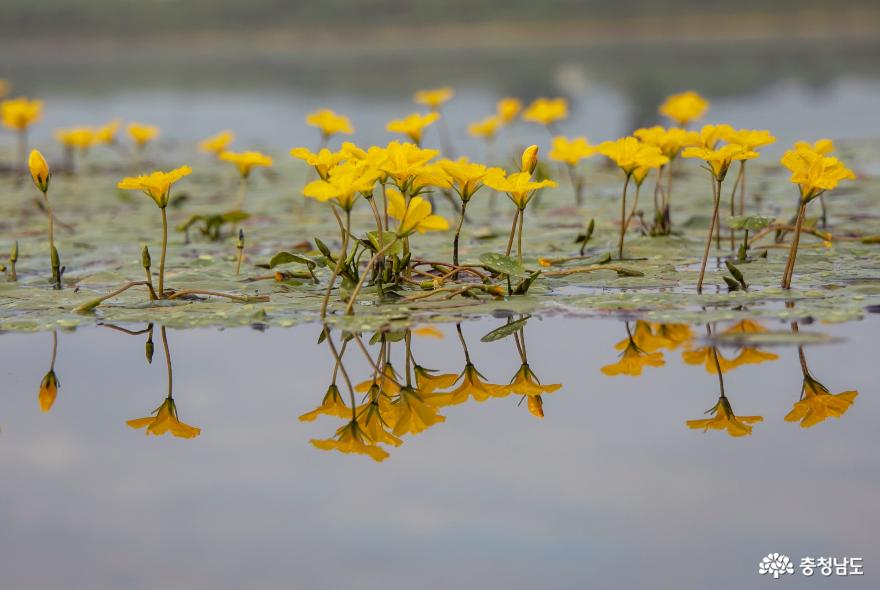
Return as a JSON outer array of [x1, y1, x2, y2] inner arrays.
[[759, 553, 795, 579]]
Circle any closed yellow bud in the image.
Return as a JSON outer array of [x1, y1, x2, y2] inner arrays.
[[527, 395, 544, 418], [29, 149, 50, 193], [39, 370, 59, 412], [521, 145, 538, 175]]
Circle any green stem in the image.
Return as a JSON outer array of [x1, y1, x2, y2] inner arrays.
[[782, 200, 808, 289], [321, 210, 351, 317], [516, 206, 525, 265], [453, 200, 468, 271], [344, 238, 399, 315], [505, 209, 520, 257], [618, 174, 631, 259], [697, 177, 721, 294], [159, 207, 168, 298]]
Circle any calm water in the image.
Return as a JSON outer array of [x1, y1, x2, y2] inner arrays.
[[0, 316, 876, 589]]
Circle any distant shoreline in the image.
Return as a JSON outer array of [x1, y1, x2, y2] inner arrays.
[[1, 11, 878, 62]]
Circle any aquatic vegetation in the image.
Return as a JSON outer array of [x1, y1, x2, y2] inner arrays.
[[28, 149, 62, 287]]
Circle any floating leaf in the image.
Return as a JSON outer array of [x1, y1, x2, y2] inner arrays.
[[727, 215, 774, 231], [266, 252, 318, 270], [479, 252, 531, 278]]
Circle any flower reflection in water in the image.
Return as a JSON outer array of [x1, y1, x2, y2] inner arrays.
[[38, 330, 60, 412]]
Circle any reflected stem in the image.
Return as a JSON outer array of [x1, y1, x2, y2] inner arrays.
[[456, 323, 471, 364], [161, 326, 173, 399]]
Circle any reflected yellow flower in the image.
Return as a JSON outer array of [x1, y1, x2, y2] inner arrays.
[[785, 376, 857, 428], [522, 97, 568, 127], [306, 109, 354, 139], [355, 362, 402, 396], [548, 136, 596, 166], [127, 122, 159, 147], [505, 363, 562, 396], [496, 97, 522, 123], [650, 323, 694, 350], [55, 127, 95, 151], [311, 419, 388, 462], [386, 112, 440, 144], [1, 97, 43, 130], [413, 326, 444, 339], [392, 386, 446, 436], [428, 363, 504, 406], [117, 165, 192, 208], [199, 130, 235, 156], [299, 384, 350, 422], [414, 87, 453, 110], [387, 188, 449, 235], [602, 335, 665, 376], [731, 347, 779, 367], [468, 115, 502, 140], [127, 397, 201, 439], [38, 370, 59, 413], [659, 91, 709, 126], [682, 346, 737, 374], [357, 388, 402, 447], [686, 396, 762, 437], [413, 364, 459, 394], [219, 150, 273, 178]]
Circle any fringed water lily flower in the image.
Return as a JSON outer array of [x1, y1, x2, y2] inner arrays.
[[414, 87, 454, 110], [496, 97, 523, 124], [413, 364, 459, 394], [299, 384, 351, 422], [778, 144, 855, 289], [438, 157, 504, 266], [785, 374, 857, 428], [468, 115, 502, 149], [199, 130, 235, 157], [379, 141, 439, 189], [659, 90, 709, 127], [386, 112, 440, 146], [55, 127, 95, 173], [220, 150, 273, 211], [720, 128, 777, 247], [94, 120, 121, 145], [311, 419, 389, 462], [290, 146, 345, 181], [127, 397, 201, 439], [428, 362, 505, 406], [549, 136, 596, 205], [687, 395, 762, 437], [306, 109, 354, 144], [598, 137, 668, 258], [392, 386, 446, 436], [633, 126, 700, 232], [506, 363, 562, 397], [118, 166, 192, 296], [682, 141, 758, 292], [522, 97, 568, 131], [484, 167, 557, 264], [602, 326, 666, 376], [682, 346, 739, 374], [38, 370, 59, 412], [2, 97, 43, 172], [127, 122, 159, 149]]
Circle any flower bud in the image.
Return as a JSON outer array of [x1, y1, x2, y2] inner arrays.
[[521, 145, 539, 175], [145, 338, 154, 364], [50, 245, 60, 272], [10, 240, 18, 263], [527, 395, 544, 418], [39, 370, 59, 412], [29, 149, 50, 193], [236, 229, 245, 250], [141, 244, 151, 270]]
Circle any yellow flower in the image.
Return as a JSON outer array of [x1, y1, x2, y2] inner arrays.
[[1, 97, 43, 130], [392, 386, 446, 436], [38, 370, 59, 412], [199, 130, 235, 156], [468, 115, 502, 140], [496, 97, 522, 123], [621, 321, 667, 353], [94, 120, 121, 145], [413, 364, 459, 394], [696, 124, 734, 149], [127, 398, 201, 439], [55, 127, 95, 151], [781, 146, 855, 201], [659, 91, 709, 126], [785, 376, 857, 428], [721, 128, 776, 151], [306, 109, 354, 138], [220, 150, 273, 178], [506, 363, 562, 396], [794, 139, 835, 154], [723, 319, 767, 334], [597, 137, 669, 177], [299, 384, 350, 422], [127, 122, 159, 147], [682, 144, 758, 181], [355, 362, 402, 396], [379, 141, 439, 187], [548, 136, 596, 166], [428, 363, 504, 406], [386, 112, 440, 144], [303, 160, 380, 211], [633, 126, 700, 159], [413, 326, 444, 339], [414, 87, 454, 110], [522, 97, 568, 127], [527, 395, 544, 418], [386, 188, 449, 236], [686, 396, 762, 437], [731, 347, 779, 368], [357, 393, 402, 448], [649, 323, 694, 350], [601, 338, 665, 376], [483, 171, 557, 209], [117, 165, 192, 208], [438, 157, 503, 202], [290, 146, 345, 180], [28, 149, 50, 193], [681, 346, 738, 374], [311, 419, 389, 462]]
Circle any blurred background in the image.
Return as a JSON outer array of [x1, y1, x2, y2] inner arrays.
[[1, 0, 880, 154]]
